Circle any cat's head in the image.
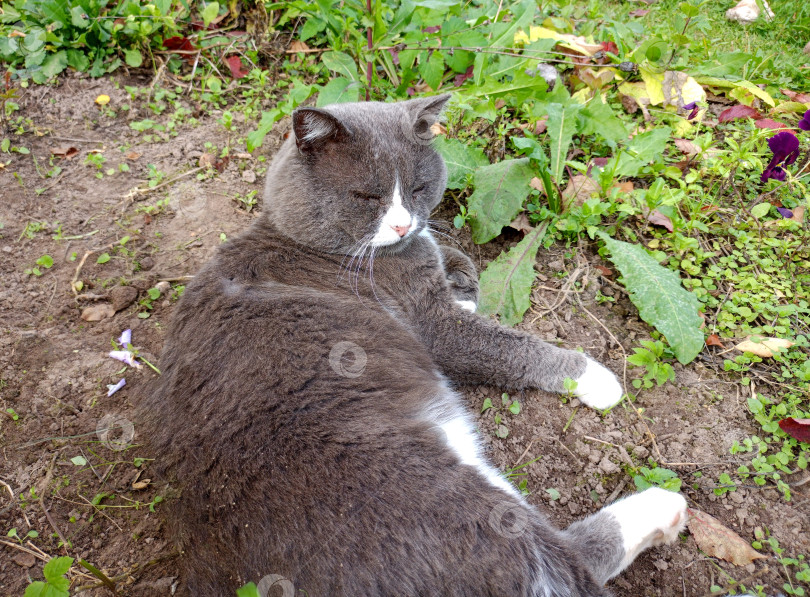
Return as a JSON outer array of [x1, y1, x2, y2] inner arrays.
[[262, 96, 450, 254]]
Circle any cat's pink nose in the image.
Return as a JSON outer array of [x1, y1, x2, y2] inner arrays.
[[391, 224, 410, 237]]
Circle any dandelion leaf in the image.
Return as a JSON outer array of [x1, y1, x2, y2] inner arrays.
[[478, 223, 548, 326], [467, 158, 533, 244], [598, 233, 703, 364]]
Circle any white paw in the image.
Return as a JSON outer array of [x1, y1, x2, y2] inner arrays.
[[455, 300, 477, 313], [606, 487, 688, 571], [573, 357, 623, 409]]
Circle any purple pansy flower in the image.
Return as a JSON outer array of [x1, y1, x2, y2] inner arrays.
[[798, 109, 810, 132], [107, 378, 126, 397], [776, 207, 794, 218], [761, 131, 800, 183], [682, 101, 700, 120]]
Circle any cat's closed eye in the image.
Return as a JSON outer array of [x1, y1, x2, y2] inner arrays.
[[412, 185, 426, 199], [350, 191, 381, 203]]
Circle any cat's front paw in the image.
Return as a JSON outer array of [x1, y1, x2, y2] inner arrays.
[[606, 487, 688, 570], [573, 357, 623, 409]]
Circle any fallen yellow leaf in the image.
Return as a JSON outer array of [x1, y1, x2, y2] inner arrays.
[[734, 337, 794, 357], [95, 94, 110, 106]]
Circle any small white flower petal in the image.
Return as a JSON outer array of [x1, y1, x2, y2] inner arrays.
[[106, 378, 126, 397], [119, 329, 132, 347]]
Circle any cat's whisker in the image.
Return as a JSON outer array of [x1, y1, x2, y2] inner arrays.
[[427, 225, 465, 249]]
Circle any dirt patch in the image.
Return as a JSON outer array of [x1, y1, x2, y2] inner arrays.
[[1, 73, 807, 596]]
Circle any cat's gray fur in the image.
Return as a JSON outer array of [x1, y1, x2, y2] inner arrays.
[[138, 96, 685, 596]]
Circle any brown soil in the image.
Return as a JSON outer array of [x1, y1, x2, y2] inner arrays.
[[1, 72, 808, 597]]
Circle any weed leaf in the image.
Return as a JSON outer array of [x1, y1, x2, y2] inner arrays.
[[546, 102, 582, 181], [467, 158, 534, 243], [434, 137, 489, 190], [321, 51, 359, 81], [598, 233, 703, 363], [478, 222, 548, 326], [316, 77, 359, 106]]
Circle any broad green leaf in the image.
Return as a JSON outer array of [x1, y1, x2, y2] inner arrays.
[[546, 102, 582, 182], [420, 50, 444, 91], [316, 77, 359, 106], [201, 2, 219, 27], [598, 233, 703, 364], [321, 51, 359, 81], [71, 455, 87, 466], [23, 582, 47, 597], [613, 127, 672, 178], [124, 49, 143, 68], [96, 253, 111, 264], [628, 126, 672, 161], [66, 49, 89, 71], [433, 137, 489, 190], [579, 96, 628, 147], [467, 158, 534, 244], [70, 6, 89, 27], [43, 556, 74, 581], [36, 255, 53, 268], [751, 203, 771, 218], [40, 51, 68, 80], [478, 222, 549, 326]]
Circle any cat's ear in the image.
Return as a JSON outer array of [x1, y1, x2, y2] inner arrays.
[[403, 94, 451, 145], [292, 108, 350, 153]]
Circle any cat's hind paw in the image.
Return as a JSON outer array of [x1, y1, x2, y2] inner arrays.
[[606, 487, 688, 571], [573, 357, 623, 410]]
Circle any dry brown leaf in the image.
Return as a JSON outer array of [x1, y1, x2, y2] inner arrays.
[[646, 209, 674, 232], [734, 337, 794, 357], [612, 181, 634, 194], [124, 151, 141, 160], [534, 117, 548, 135], [81, 303, 115, 322], [429, 122, 447, 136], [673, 138, 700, 156], [529, 177, 545, 193], [508, 213, 533, 235], [562, 175, 599, 207], [132, 479, 151, 490], [288, 40, 310, 53], [50, 146, 79, 160], [199, 153, 216, 169], [790, 206, 805, 223], [706, 334, 726, 348], [687, 508, 767, 566], [594, 264, 613, 277]]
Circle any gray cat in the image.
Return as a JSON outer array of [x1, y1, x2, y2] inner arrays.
[[138, 95, 687, 596]]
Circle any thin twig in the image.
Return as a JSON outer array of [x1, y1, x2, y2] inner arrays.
[[39, 495, 70, 555], [0, 539, 50, 563]]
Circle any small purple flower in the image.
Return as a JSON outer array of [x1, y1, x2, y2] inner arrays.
[[761, 131, 800, 183], [776, 207, 794, 218], [682, 101, 700, 120], [107, 378, 126, 397], [798, 109, 810, 131], [110, 350, 141, 368], [109, 329, 141, 369]]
